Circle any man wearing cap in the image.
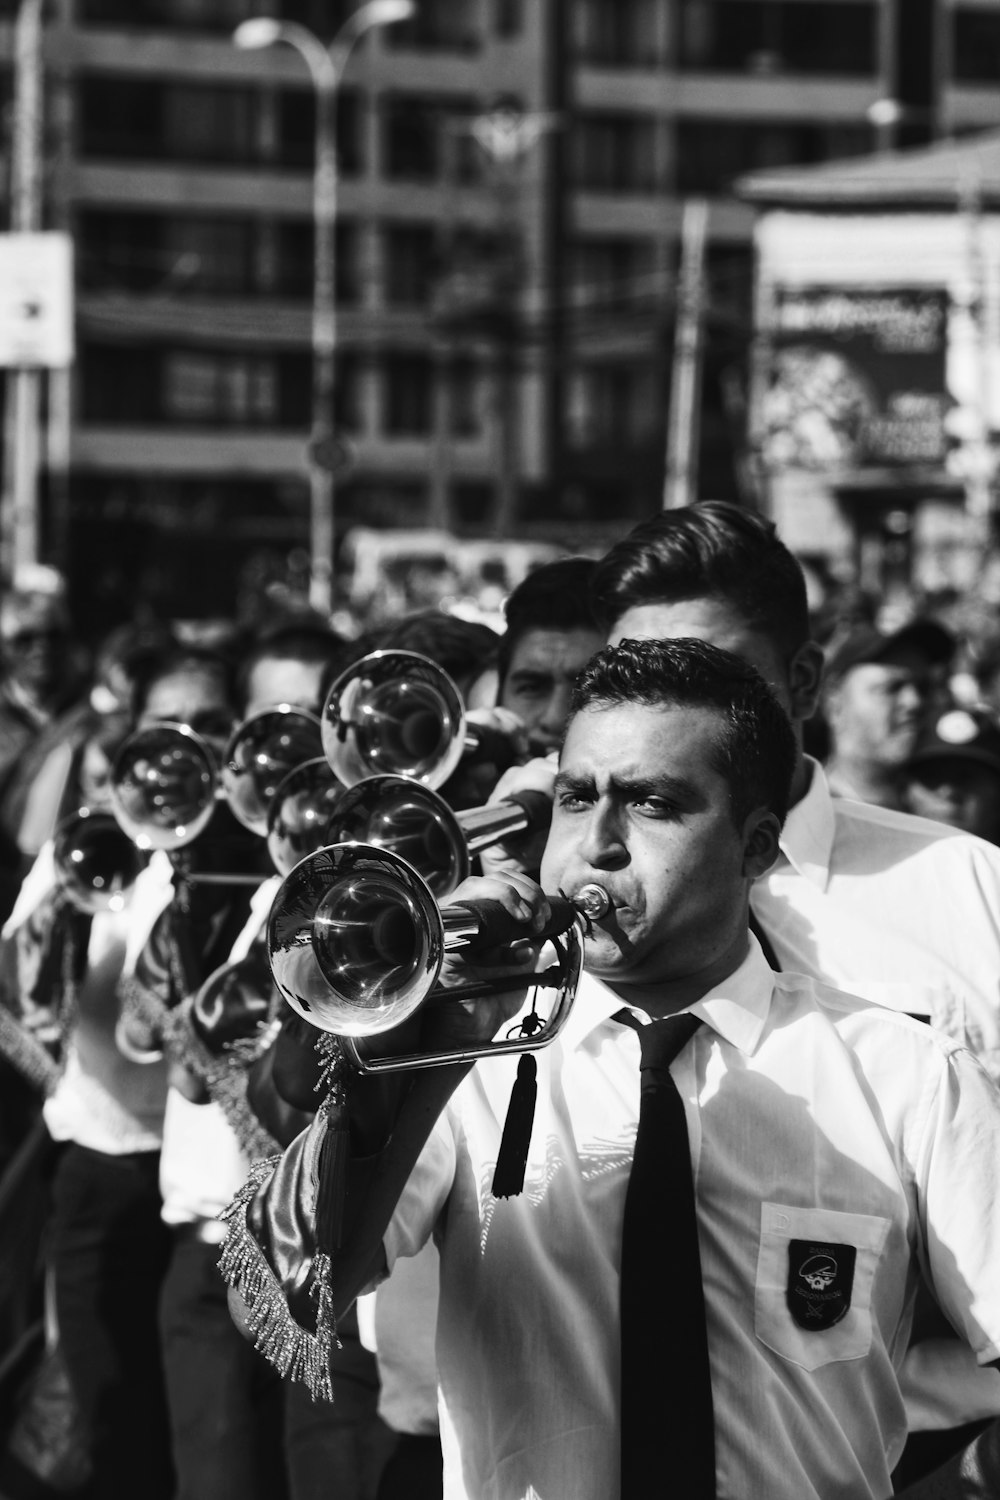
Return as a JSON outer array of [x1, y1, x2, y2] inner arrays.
[[822, 621, 955, 811], [903, 706, 1000, 845]]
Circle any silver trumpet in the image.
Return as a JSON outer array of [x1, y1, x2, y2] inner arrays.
[[325, 773, 551, 898], [266, 757, 347, 877], [110, 721, 219, 853], [321, 650, 511, 791], [221, 705, 323, 836], [111, 707, 323, 884], [266, 841, 609, 1072], [53, 806, 145, 914]]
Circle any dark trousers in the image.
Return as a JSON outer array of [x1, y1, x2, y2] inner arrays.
[[283, 1302, 398, 1500], [161, 1233, 396, 1500], [50, 1143, 174, 1500], [376, 1434, 443, 1500], [160, 1231, 288, 1500]]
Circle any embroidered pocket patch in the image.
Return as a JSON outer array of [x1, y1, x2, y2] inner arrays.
[[786, 1239, 857, 1331]]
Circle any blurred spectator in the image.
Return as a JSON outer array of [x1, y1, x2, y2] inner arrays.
[[375, 610, 500, 704], [496, 558, 604, 758], [5, 621, 176, 875], [903, 706, 1000, 845], [238, 621, 345, 718], [821, 619, 955, 810], [0, 576, 87, 920]]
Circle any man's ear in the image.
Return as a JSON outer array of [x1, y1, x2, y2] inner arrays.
[[787, 641, 825, 722], [741, 808, 781, 880]]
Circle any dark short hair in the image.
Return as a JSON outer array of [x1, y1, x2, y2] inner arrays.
[[498, 557, 602, 689], [237, 623, 345, 713], [591, 501, 810, 661], [374, 610, 500, 690], [569, 636, 797, 827], [130, 643, 237, 722]]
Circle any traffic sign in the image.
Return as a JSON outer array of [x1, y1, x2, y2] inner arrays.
[[0, 232, 74, 368]]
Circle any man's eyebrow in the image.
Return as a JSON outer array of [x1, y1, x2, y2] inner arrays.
[[508, 666, 553, 681], [612, 771, 703, 805], [553, 768, 705, 806], [553, 769, 594, 795]]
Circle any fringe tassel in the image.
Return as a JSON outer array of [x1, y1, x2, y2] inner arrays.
[[217, 1157, 339, 1402], [117, 973, 169, 1039], [169, 1000, 279, 1155], [0, 1004, 60, 1096], [491, 1054, 537, 1199]]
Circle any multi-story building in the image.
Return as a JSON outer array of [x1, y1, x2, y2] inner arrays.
[[7, 0, 1000, 625]]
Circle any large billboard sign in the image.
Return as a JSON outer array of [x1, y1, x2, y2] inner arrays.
[[760, 287, 949, 472]]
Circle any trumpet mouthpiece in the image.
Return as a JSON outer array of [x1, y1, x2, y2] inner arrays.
[[574, 884, 610, 921]]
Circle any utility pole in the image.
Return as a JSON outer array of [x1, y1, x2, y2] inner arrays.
[[663, 198, 709, 509], [2, 0, 45, 578]]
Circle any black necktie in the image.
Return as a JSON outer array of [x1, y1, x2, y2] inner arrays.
[[619, 1010, 716, 1499]]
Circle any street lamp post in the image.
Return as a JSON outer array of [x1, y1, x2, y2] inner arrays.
[[234, 1, 415, 617]]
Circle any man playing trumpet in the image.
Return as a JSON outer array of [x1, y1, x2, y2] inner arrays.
[[224, 638, 1000, 1500]]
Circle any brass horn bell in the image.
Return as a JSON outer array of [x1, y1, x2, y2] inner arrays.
[[321, 649, 493, 791], [221, 704, 324, 836], [110, 721, 219, 852], [266, 841, 609, 1073], [266, 757, 346, 877], [325, 773, 551, 898], [53, 806, 145, 914]]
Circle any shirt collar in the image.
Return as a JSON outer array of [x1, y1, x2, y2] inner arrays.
[[773, 755, 835, 891], [562, 935, 775, 1058]]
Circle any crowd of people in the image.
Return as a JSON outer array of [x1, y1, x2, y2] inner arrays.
[[2, 503, 1000, 1499]]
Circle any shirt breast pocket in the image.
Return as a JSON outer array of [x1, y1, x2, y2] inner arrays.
[[754, 1202, 890, 1372]]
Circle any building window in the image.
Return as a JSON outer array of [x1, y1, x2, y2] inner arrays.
[[277, 88, 362, 174], [494, 0, 523, 38], [448, 356, 485, 437], [565, 363, 659, 450], [384, 353, 434, 434], [274, 221, 361, 302], [570, 0, 662, 68], [78, 211, 165, 293], [567, 238, 657, 313], [384, 225, 439, 306], [78, 0, 257, 26], [386, 0, 479, 53], [383, 94, 442, 180], [678, 0, 876, 76], [675, 119, 870, 194], [163, 219, 255, 295], [163, 351, 279, 425], [953, 9, 1000, 84], [569, 113, 658, 193], [79, 78, 259, 165]]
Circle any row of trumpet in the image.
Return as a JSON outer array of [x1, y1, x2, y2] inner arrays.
[[55, 649, 545, 914], [53, 646, 606, 1074]]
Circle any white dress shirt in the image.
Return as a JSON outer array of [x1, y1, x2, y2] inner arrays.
[[3, 841, 168, 1153], [380, 941, 1000, 1500], [751, 759, 1000, 1073], [752, 760, 1000, 1430]]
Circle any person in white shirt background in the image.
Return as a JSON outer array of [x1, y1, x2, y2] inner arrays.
[[820, 620, 955, 812]]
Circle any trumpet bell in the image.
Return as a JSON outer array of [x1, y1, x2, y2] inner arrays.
[[110, 722, 218, 852], [268, 844, 440, 1036], [266, 758, 346, 877], [222, 705, 323, 836], [325, 774, 468, 898], [53, 806, 144, 914], [321, 650, 466, 791]]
